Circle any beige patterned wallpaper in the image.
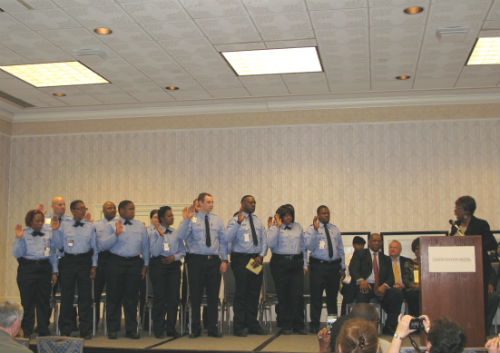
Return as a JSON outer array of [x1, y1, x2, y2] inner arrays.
[[0, 133, 10, 298], [2, 117, 499, 299]]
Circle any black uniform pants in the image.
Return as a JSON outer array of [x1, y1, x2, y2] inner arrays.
[[150, 257, 181, 334], [187, 254, 221, 334], [59, 253, 92, 336], [355, 283, 403, 333], [17, 259, 52, 337], [309, 258, 341, 329], [270, 253, 304, 331], [230, 253, 262, 332], [93, 250, 110, 326], [106, 255, 143, 334]]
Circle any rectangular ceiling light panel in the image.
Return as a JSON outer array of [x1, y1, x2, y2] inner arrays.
[[222, 47, 322, 76], [467, 37, 500, 65], [0, 61, 109, 87]]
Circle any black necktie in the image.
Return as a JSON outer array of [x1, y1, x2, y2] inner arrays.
[[323, 223, 333, 258], [58, 216, 62, 223], [124, 220, 132, 225], [284, 225, 292, 230], [205, 215, 211, 247], [73, 221, 84, 227], [165, 228, 172, 234], [32, 231, 44, 237], [248, 214, 258, 246]]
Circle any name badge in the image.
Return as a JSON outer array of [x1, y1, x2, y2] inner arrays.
[[192, 216, 197, 223], [45, 218, 51, 225], [244, 233, 250, 242], [44, 246, 50, 257], [163, 241, 170, 252], [319, 240, 326, 250], [414, 269, 419, 283], [67, 239, 74, 247]]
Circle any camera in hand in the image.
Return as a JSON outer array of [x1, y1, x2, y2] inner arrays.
[[409, 317, 425, 330]]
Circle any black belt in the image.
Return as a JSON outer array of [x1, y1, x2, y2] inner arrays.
[[151, 256, 181, 264], [231, 252, 259, 258], [272, 253, 302, 260], [190, 253, 219, 260], [310, 257, 341, 265], [18, 257, 50, 265], [110, 253, 140, 261], [64, 250, 93, 258]]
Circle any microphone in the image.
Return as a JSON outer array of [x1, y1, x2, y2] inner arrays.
[[449, 219, 464, 236]]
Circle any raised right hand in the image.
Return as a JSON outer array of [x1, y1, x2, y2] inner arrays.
[[15, 224, 23, 239], [115, 219, 123, 236], [51, 216, 60, 230]]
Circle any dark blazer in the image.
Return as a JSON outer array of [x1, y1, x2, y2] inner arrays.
[[450, 215, 496, 281], [349, 248, 394, 287]]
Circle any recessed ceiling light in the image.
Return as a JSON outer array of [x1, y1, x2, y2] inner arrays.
[[165, 86, 179, 91], [404, 6, 424, 15], [0, 61, 109, 87], [222, 47, 323, 76], [0, 8, 4, 12], [52, 92, 66, 97], [467, 37, 500, 65], [396, 75, 411, 80], [94, 27, 112, 35]]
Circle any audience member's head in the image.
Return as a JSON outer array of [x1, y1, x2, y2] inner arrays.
[[388, 240, 402, 259], [352, 236, 366, 251], [427, 317, 466, 353], [336, 318, 378, 353], [0, 302, 23, 337], [411, 237, 421, 260]]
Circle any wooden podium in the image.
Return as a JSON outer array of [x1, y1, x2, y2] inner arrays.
[[420, 236, 484, 346]]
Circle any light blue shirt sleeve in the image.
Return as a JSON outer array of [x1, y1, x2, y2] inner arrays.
[[13, 228, 58, 273], [177, 213, 227, 259], [225, 213, 268, 258]]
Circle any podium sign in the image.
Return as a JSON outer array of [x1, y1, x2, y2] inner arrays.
[[421, 236, 484, 346]]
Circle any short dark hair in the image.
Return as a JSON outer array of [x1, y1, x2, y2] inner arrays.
[[70, 200, 84, 210], [198, 192, 212, 202], [25, 209, 44, 227], [428, 317, 466, 353], [118, 200, 133, 211], [158, 206, 172, 221], [316, 205, 329, 214], [353, 236, 366, 246], [368, 232, 382, 241], [149, 209, 158, 219], [411, 237, 420, 253], [240, 195, 254, 203], [455, 196, 476, 215], [276, 204, 294, 223]]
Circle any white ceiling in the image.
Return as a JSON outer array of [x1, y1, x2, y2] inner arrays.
[[0, 0, 498, 123]]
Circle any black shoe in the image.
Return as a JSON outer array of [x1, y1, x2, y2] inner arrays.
[[81, 333, 92, 340], [60, 332, 71, 337], [189, 331, 201, 338], [234, 328, 248, 337], [154, 331, 165, 339], [248, 327, 265, 335], [293, 328, 307, 335], [125, 332, 140, 339], [166, 330, 179, 338], [208, 331, 222, 338], [108, 332, 118, 339], [280, 329, 293, 335]]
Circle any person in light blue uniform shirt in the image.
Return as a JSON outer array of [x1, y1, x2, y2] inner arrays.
[[93, 201, 117, 328], [149, 206, 186, 338], [305, 205, 345, 333], [225, 195, 267, 337], [13, 209, 58, 338], [267, 204, 307, 335], [177, 192, 228, 338], [98, 200, 150, 340], [52, 200, 97, 339]]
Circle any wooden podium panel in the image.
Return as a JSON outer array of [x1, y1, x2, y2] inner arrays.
[[420, 236, 484, 346]]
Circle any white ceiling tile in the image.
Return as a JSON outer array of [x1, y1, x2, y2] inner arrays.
[[179, 0, 247, 18], [168, 89, 212, 100], [315, 27, 368, 45], [413, 77, 457, 89], [456, 66, 500, 88], [62, 3, 135, 29], [52, 94, 103, 106], [90, 92, 138, 104], [0, 44, 26, 65], [239, 75, 290, 96], [0, 13, 30, 32], [243, 0, 307, 15], [142, 20, 205, 41], [367, 0, 427, 7], [310, 8, 368, 29], [94, 23, 152, 46], [197, 75, 243, 89], [51, 0, 115, 7], [9, 8, 81, 30], [128, 90, 175, 103], [328, 81, 370, 92], [265, 39, 317, 49], [305, 0, 367, 11], [281, 72, 330, 94], [195, 16, 261, 44], [215, 42, 266, 52], [252, 11, 314, 41], [428, 0, 491, 26], [0, 0, 57, 11], [372, 79, 414, 91], [487, 0, 499, 21], [369, 6, 427, 27], [120, 0, 190, 23], [482, 20, 500, 30], [207, 87, 250, 98]]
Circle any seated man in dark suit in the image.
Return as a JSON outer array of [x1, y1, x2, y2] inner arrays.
[[388, 240, 419, 316], [349, 233, 403, 334]]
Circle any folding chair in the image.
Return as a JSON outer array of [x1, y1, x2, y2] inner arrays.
[[259, 262, 278, 333], [221, 265, 236, 334]]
